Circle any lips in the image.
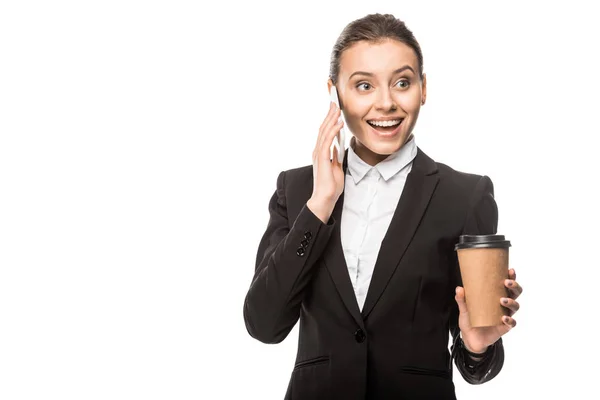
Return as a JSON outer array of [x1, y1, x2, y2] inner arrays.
[[367, 118, 403, 127], [367, 119, 404, 137]]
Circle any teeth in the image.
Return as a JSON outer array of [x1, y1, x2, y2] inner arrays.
[[368, 119, 402, 127]]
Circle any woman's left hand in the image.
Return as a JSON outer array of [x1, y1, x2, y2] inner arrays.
[[455, 268, 523, 354]]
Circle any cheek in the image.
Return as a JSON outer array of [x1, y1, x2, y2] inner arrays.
[[346, 97, 371, 116], [343, 114, 365, 135], [343, 103, 369, 124], [397, 95, 421, 114]]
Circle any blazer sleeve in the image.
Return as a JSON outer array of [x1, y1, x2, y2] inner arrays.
[[243, 170, 337, 344], [449, 175, 505, 384]]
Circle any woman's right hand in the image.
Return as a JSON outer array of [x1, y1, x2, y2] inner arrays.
[[307, 102, 345, 223]]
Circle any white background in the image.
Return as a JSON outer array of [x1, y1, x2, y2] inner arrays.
[[1, 0, 599, 399]]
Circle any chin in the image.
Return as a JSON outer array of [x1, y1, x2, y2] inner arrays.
[[364, 136, 408, 155]]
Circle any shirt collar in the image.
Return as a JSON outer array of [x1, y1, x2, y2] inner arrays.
[[347, 134, 418, 184]]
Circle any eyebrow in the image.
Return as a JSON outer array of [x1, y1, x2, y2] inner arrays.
[[348, 65, 415, 80]]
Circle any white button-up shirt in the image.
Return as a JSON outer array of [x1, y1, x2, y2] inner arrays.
[[341, 135, 418, 311]]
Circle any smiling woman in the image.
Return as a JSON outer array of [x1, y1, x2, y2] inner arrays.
[[327, 15, 426, 166], [243, 13, 522, 400], [329, 39, 425, 165]]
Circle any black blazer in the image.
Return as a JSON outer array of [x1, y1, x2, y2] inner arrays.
[[244, 146, 504, 400]]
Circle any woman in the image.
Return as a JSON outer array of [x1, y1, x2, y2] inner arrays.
[[243, 13, 522, 400]]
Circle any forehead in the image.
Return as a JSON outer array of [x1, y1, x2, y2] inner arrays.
[[338, 39, 418, 79]]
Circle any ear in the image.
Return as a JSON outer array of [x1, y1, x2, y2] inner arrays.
[[421, 73, 427, 105], [327, 78, 334, 94]]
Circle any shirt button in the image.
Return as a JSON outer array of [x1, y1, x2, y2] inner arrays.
[[354, 329, 366, 343]]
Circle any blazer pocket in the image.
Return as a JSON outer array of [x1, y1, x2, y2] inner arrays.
[[293, 355, 330, 371], [399, 366, 450, 379]]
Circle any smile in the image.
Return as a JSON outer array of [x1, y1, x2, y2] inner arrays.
[[367, 119, 402, 127], [367, 119, 404, 137]]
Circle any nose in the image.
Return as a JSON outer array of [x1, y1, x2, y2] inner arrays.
[[374, 88, 396, 111]]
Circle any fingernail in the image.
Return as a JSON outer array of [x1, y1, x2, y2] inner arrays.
[[507, 280, 513, 287], [502, 298, 509, 304], [504, 316, 510, 323]]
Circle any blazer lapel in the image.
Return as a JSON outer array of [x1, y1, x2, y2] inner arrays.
[[361, 147, 439, 320], [323, 148, 366, 330], [322, 146, 439, 328]]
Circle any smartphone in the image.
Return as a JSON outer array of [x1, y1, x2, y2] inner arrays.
[[329, 86, 346, 161]]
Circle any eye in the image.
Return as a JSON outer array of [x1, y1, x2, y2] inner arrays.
[[395, 79, 410, 89], [356, 82, 371, 91]]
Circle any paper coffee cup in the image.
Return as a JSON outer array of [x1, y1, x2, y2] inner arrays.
[[454, 235, 512, 327]]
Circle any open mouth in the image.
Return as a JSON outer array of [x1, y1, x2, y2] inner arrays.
[[367, 119, 404, 136]]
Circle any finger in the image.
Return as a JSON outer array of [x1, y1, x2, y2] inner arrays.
[[318, 102, 335, 134], [315, 103, 336, 158], [319, 106, 341, 152], [331, 145, 337, 164], [505, 279, 523, 299], [324, 120, 344, 165], [454, 286, 469, 315], [315, 103, 336, 154], [320, 118, 343, 164], [502, 315, 517, 329], [500, 297, 520, 316], [317, 103, 338, 149], [508, 268, 516, 281]]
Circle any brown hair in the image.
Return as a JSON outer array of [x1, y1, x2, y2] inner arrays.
[[329, 13, 424, 84]]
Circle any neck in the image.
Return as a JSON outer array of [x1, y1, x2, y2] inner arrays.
[[352, 134, 414, 166]]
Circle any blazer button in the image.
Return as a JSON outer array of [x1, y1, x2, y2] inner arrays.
[[301, 239, 309, 248], [354, 329, 366, 343], [296, 247, 306, 257], [303, 231, 312, 240]]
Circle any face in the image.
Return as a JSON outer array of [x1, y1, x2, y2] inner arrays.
[[328, 38, 426, 166]]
